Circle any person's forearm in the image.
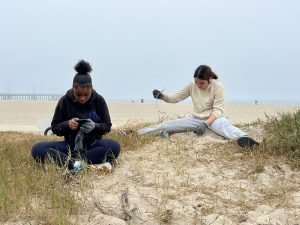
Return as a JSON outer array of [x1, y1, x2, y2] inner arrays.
[[205, 114, 217, 126], [51, 121, 70, 136], [94, 122, 112, 134], [162, 95, 169, 102]]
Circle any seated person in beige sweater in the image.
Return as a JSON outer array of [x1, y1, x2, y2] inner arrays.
[[137, 65, 259, 148]]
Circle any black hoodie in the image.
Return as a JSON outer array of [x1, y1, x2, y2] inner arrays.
[[51, 89, 112, 146]]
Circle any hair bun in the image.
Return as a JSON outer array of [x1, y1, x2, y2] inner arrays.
[[74, 60, 92, 74]]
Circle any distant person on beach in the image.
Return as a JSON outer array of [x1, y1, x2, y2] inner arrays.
[[137, 65, 259, 148], [31, 60, 121, 173]]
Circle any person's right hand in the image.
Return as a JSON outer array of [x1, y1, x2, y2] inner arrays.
[[81, 119, 95, 133], [68, 118, 80, 130], [153, 89, 164, 100]]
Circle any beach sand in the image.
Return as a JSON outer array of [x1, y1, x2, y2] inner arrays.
[[1, 100, 300, 224], [0, 100, 299, 133]]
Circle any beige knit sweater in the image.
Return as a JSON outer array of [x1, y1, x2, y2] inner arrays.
[[165, 79, 225, 118]]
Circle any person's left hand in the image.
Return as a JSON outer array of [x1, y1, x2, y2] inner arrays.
[[194, 121, 208, 136], [81, 119, 95, 133]]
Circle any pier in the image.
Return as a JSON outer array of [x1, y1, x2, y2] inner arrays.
[[0, 93, 62, 101]]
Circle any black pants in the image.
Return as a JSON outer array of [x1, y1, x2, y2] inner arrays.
[[31, 139, 121, 169]]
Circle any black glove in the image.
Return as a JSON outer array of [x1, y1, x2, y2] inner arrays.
[[153, 89, 164, 100], [81, 119, 95, 133], [194, 121, 208, 136]]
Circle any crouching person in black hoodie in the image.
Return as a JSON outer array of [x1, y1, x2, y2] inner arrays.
[[31, 60, 120, 174]]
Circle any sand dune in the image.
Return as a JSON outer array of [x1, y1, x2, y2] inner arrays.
[[1, 100, 300, 224]]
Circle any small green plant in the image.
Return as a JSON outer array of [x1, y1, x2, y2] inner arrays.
[[263, 109, 300, 167]]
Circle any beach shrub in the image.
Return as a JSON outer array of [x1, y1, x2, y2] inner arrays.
[[263, 109, 300, 167]]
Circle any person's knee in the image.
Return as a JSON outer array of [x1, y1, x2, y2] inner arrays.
[[108, 140, 121, 158], [112, 140, 121, 156], [31, 142, 42, 158], [31, 142, 50, 161]]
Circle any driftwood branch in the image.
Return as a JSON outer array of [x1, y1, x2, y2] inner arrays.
[[93, 189, 145, 223]]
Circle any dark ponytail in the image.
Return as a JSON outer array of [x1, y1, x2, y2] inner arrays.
[[194, 65, 218, 81]]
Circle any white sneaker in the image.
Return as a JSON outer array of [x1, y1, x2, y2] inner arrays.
[[68, 160, 85, 174], [89, 162, 112, 174]]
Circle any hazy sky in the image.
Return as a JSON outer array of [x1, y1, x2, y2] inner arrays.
[[1, 0, 299, 103]]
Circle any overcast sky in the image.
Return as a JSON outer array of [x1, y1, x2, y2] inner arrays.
[[0, 0, 299, 103]]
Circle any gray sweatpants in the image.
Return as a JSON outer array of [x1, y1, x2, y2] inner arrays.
[[137, 116, 247, 140]]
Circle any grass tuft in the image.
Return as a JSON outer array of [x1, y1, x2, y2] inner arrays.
[[262, 109, 300, 167]]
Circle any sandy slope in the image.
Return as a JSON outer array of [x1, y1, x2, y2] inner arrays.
[[75, 128, 300, 225]]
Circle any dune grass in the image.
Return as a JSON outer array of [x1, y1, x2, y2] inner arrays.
[[262, 109, 300, 168], [0, 132, 81, 224]]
